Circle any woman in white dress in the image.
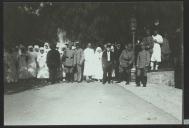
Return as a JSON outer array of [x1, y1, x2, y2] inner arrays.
[[37, 47, 49, 81], [83, 43, 95, 82], [92, 47, 103, 81]]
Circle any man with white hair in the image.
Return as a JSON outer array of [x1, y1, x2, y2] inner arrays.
[[83, 43, 95, 82]]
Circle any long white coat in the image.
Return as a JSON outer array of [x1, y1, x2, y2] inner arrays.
[[151, 34, 163, 62], [93, 47, 103, 79], [83, 48, 95, 76], [37, 53, 49, 79]]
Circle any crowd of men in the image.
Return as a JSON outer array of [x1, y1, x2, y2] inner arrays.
[[4, 28, 171, 87]]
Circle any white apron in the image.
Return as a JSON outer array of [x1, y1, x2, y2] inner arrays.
[[83, 48, 95, 76]]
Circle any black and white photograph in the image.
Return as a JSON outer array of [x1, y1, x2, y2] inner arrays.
[[3, 1, 184, 125]]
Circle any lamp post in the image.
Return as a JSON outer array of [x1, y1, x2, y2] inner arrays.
[[130, 17, 137, 82]]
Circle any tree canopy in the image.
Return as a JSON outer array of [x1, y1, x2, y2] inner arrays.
[[3, 2, 183, 48]]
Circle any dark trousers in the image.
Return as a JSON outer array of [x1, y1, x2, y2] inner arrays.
[[103, 63, 112, 84], [119, 66, 131, 83], [136, 68, 147, 86], [49, 67, 59, 84], [115, 62, 120, 81]]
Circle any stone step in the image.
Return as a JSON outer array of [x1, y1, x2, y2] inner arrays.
[[147, 70, 174, 87]]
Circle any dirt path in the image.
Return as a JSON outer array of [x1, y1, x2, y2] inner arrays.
[[4, 82, 181, 125]]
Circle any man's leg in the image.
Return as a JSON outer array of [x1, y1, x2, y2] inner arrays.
[[136, 68, 141, 86], [116, 66, 123, 83], [51, 68, 56, 84], [142, 68, 147, 87], [150, 61, 154, 70], [77, 65, 82, 82], [70, 67, 74, 82], [48, 68, 53, 83], [125, 68, 130, 84], [155, 61, 160, 70], [103, 66, 107, 84], [107, 65, 112, 84]]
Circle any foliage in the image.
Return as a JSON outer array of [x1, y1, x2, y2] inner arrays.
[[3, 2, 183, 48]]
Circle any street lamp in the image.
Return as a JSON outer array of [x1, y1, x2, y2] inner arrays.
[[130, 17, 137, 82]]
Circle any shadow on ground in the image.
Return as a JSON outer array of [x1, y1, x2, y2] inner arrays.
[[4, 80, 51, 95]]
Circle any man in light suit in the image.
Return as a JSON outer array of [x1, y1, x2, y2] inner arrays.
[[102, 43, 115, 84], [74, 42, 84, 83]]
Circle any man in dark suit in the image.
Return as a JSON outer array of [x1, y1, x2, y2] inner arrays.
[[46, 42, 61, 84], [102, 43, 115, 84]]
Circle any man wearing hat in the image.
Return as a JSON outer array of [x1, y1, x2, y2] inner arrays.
[[62, 42, 75, 82], [73, 42, 84, 82], [102, 43, 115, 84], [46, 42, 61, 84], [136, 42, 151, 87]]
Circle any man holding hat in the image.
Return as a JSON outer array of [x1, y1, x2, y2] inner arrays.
[[62, 42, 75, 83], [102, 43, 115, 84]]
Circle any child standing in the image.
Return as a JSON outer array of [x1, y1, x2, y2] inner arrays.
[[136, 42, 151, 87]]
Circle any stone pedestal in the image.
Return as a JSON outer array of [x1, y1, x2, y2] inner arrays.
[[131, 67, 136, 82], [147, 70, 175, 87]]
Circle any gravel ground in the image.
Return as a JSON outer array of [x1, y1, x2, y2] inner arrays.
[[4, 82, 182, 125]]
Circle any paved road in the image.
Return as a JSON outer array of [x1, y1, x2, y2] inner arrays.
[[4, 82, 181, 125]]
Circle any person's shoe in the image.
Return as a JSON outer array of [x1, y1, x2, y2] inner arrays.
[[125, 82, 129, 85], [102, 82, 106, 84], [116, 81, 121, 83], [143, 84, 146, 87]]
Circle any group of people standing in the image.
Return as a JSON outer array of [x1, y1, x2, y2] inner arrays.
[[4, 28, 171, 87]]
